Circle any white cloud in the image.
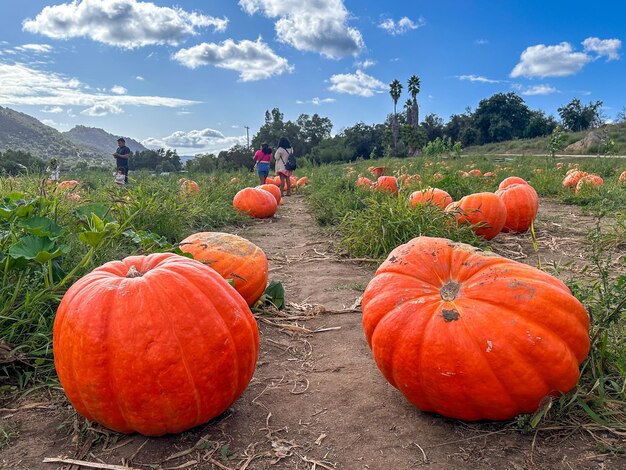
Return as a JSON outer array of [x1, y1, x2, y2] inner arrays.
[[582, 37, 621, 61], [355, 59, 376, 69], [15, 44, 53, 53], [517, 84, 558, 96], [328, 70, 386, 97], [136, 76, 144, 81], [458, 74, 501, 84], [41, 106, 64, 113], [143, 129, 247, 154], [511, 37, 620, 78], [0, 62, 200, 111], [23, 0, 228, 49], [475, 39, 488, 45], [378, 16, 425, 35], [111, 85, 127, 95], [298, 97, 336, 105], [173, 38, 292, 81], [81, 103, 123, 116], [239, 0, 363, 59]]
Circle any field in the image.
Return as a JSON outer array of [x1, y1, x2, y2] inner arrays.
[[1, 154, 625, 470]]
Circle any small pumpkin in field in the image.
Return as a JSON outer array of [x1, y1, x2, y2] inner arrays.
[[297, 176, 308, 187], [575, 174, 603, 193], [376, 176, 398, 195], [57, 180, 79, 190], [230, 177, 240, 184], [562, 170, 587, 189], [445, 192, 507, 240], [498, 176, 528, 190], [409, 188, 453, 210], [257, 183, 281, 205], [495, 182, 539, 233], [362, 236, 590, 421], [53, 253, 259, 436], [180, 232, 268, 306], [619, 170, 626, 184], [233, 187, 277, 218], [356, 176, 373, 189], [469, 169, 482, 177], [180, 179, 200, 195]]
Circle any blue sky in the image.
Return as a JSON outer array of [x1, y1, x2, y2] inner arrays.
[[0, 0, 624, 155]]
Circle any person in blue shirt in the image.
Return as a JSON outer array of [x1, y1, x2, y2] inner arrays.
[[112, 138, 131, 183]]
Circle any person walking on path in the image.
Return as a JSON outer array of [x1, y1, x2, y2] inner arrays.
[[253, 143, 272, 185], [112, 138, 131, 184], [274, 137, 293, 196]]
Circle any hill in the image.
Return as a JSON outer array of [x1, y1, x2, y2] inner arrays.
[[0, 106, 91, 161], [64, 125, 148, 156]]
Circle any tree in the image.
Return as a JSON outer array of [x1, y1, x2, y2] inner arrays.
[[342, 122, 386, 160], [473, 93, 531, 144], [407, 75, 421, 127], [547, 126, 567, 158], [217, 144, 253, 170], [617, 106, 626, 124], [0, 149, 45, 175], [558, 98, 603, 132], [389, 79, 403, 157], [525, 110, 558, 139], [296, 113, 333, 155], [421, 114, 445, 142]]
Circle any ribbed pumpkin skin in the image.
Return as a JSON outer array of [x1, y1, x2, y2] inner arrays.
[[498, 176, 528, 190], [53, 253, 259, 436], [180, 232, 268, 306], [409, 188, 453, 209], [362, 237, 590, 421], [495, 183, 539, 233], [257, 184, 282, 204], [445, 192, 507, 240], [233, 187, 277, 218]]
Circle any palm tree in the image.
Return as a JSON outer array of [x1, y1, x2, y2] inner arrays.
[[408, 75, 421, 128], [389, 79, 403, 157]]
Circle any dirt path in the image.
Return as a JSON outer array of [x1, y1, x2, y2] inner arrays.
[[2, 195, 624, 469]]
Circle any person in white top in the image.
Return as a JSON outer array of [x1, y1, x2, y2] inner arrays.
[[273, 136, 293, 196]]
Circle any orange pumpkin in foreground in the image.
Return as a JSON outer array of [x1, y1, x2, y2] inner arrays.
[[233, 187, 277, 218], [53, 253, 259, 436], [445, 192, 507, 240], [498, 176, 528, 190], [257, 184, 282, 205], [180, 232, 268, 306], [362, 236, 590, 421], [495, 182, 539, 233]]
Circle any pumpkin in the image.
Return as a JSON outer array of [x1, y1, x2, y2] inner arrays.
[[445, 192, 507, 240], [575, 174, 603, 193], [498, 176, 528, 190], [58, 180, 79, 189], [619, 170, 626, 184], [233, 187, 277, 218], [297, 176, 309, 187], [230, 177, 240, 184], [257, 184, 281, 204], [495, 183, 539, 233], [53, 252, 259, 435], [409, 188, 453, 210], [362, 236, 590, 421], [483, 171, 495, 177], [371, 166, 386, 178], [562, 171, 587, 189], [356, 176, 373, 189], [180, 232, 268, 306], [376, 176, 399, 195], [180, 179, 200, 194], [432, 173, 444, 182], [469, 169, 482, 177]]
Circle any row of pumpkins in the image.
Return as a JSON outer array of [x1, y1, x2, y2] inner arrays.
[[358, 175, 539, 241], [52, 177, 590, 437]]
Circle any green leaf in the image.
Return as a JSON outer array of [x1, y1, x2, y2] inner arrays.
[[8, 235, 69, 264], [263, 280, 285, 309], [79, 231, 106, 248], [18, 216, 63, 238], [91, 213, 105, 232], [73, 203, 112, 223]]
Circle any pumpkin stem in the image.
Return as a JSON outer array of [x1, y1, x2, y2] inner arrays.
[[126, 266, 143, 278], [440, 281, 461, 301]]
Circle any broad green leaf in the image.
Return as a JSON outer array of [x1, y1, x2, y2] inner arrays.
[[263, 280, 285, 309], [79, 231, 106, 247], [19, 216, 63, 238], [91, 213, 105, 232], [73, 203, 112, 223], [8, 235, 69, 264]]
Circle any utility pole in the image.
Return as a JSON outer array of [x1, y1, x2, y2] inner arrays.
[[244, 126, 250, 149]]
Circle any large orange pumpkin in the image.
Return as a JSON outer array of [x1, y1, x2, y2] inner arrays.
[[376, 176, 399, 195], [233, 187, 277, 218], [53, 253, 259, 436], [409, 188, 453, 210], [498, 176, 528, 190], [180, 232, 268, 306], [257, 184, 281, 205], [362, 236, 590, 421], [495, 183, 539, 233], [445, 192, 507, 240]]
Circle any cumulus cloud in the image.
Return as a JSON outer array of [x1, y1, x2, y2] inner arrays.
[[173, 38, 292, 81], [81, 103, 123, 116], [328, 70, 386, 97], [239, 0, 363, 59], [458, 74, 501, 84], [0, 61, 200, 111], [143, 129, 247, 154], [355, 59, 376, 69], [297, 97, 336, 105], [23, 0, 228, 49], [111, 85, 127, 95], [582, 37, 621, 61], [378, 16, 425, 35], [511, 37, 621, 78]]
